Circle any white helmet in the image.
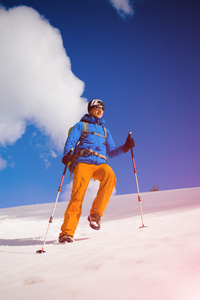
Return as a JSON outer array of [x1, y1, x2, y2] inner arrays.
[[88, 99, 105, 113]]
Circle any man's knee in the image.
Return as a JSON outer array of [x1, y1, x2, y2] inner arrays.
[[94, 164, 116, 186], [106, 165, 116, 183]]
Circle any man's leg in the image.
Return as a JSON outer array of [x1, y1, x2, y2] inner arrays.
[[59, 163, 93, 238], [90, 164, 116, 217]]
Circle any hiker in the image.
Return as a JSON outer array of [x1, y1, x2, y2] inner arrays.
[[59, 99, 135, 243]]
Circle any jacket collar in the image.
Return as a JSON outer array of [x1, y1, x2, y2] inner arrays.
[[80, 114, 105, 125]]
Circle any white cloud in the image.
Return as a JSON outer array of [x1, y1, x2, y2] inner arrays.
[[50, 150, 57, 158], [107, 0, 134, 17], [39, 148, 58, 169], [61, 179, 116, 202], [0, 6, 87, 152], [0, 156, 7, 170]]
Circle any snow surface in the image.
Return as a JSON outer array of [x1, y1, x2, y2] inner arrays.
[[0, 187, 200, 300]]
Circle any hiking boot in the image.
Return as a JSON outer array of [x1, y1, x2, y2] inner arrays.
[[59, 234, 74, 243], [88, 214, 101, 230]]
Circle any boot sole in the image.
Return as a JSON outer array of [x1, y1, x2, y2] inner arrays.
[[59, 237, 74, 243], [89, 223, 100, 230]]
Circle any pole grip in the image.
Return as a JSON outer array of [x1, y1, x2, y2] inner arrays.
[[58, 149, 73, 191], [128, 131, 134, 157]]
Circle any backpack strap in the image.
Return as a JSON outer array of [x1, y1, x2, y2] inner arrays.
[[81, 121, 89, 140], [101, 125, 107, 144], [81, 122, 107, 145], [78, 149, 107, 163], [68, 121, 107, 179]]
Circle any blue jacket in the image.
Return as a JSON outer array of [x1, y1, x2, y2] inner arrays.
[[63, 114, 124, 167]]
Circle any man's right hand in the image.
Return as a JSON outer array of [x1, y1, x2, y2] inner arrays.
[[62, 149, 73, 165]]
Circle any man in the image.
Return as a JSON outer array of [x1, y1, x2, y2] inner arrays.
[[59, 99, 135, 243]]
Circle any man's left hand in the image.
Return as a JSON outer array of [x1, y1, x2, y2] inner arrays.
[[123, 135, 135, 153]]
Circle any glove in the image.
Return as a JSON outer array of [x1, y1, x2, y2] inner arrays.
[[123, 134, 135, 153], [62, 150, 73, 165]]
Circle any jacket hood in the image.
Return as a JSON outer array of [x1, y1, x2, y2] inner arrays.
[[80, 114, 105, 125]]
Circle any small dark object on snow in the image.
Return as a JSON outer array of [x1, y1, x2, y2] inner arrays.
[[150, 184, 159, 192]]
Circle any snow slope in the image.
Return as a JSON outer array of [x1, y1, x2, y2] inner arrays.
[[0, 187, 200, 300]]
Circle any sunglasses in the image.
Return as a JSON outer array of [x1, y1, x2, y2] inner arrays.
[[95, 106, 105, 111]]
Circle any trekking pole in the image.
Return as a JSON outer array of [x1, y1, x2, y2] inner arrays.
[[129, 132, 147, 229], [36, 149, 73, 254]]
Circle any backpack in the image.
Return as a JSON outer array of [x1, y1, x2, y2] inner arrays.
[[68, 121, 107, 176]]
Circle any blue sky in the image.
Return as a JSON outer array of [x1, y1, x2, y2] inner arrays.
[[0, 0, 200, 208]]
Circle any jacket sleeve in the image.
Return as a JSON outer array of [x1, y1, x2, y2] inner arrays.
[[106, 129, 124, 158], [63, 122, 83, 156]]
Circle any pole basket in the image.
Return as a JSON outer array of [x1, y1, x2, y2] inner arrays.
[[36, 249, 46, 254], [139, 224, 148, 229]]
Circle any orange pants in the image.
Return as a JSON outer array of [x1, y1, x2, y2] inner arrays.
[[59, 163, 116, 238]]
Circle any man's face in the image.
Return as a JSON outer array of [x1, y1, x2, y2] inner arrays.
[[89, 106, 104, 119]]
